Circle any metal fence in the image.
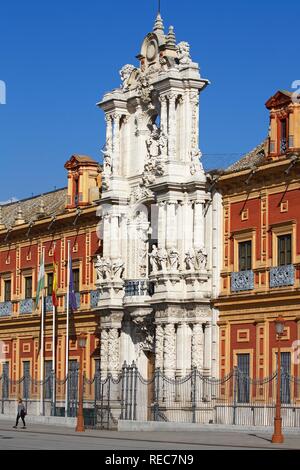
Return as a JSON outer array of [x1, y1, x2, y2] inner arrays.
[[1, 364, 300, 429]]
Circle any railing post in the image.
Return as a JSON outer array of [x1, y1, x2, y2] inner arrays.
[[233, 367, 238, 425], [191, 367, 197, 424], [124, 364, 129, 420], [107, 374, 111, 430], [120, 362, 127, 420], [154, 368, 160, 422], [129, 364, 133, 420], [132, 362, 137, 421]]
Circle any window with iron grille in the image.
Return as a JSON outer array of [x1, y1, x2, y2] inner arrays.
[[23, 361, 30, 400], [4, 280, 11, 302], [278, 234, 292, 266], [238, 241, 252, 271], [237, 354, 250, 403], [276, 352, 291, 404], [25, 276, 32, 299], [45, 361, 52, 400], [280, 119, 287, 153], [2, 362, 9, 399], [72, 269, 80, 293], [47, 273, 54, 297]]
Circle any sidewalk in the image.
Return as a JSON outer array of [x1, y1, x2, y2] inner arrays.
[[0, 419, 299, 450]]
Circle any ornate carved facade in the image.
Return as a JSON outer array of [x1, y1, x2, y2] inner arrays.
[[95, 14, 222, 379]]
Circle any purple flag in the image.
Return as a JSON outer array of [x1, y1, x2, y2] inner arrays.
[[69, 256, 77, 311]]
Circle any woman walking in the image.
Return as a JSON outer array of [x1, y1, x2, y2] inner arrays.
[[13, 398, 27, 429]]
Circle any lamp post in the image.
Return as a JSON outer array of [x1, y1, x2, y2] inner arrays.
[[76, 333, 87, 433], [272, 315, 285, 444]]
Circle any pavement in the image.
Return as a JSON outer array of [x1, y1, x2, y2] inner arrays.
[[0, 420, 299, 450]]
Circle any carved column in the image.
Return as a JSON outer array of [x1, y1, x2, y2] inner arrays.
[[113, 114, 121, 175], [164, 323, 176, 378], [166, 202, 177, 250], [193, 201, 205, 250], [168, 93, 177, 158], [176, 322, 192, 377], [105, 114, 113, 149], [155, 324, 164, 370], [110, 214, 120, 260], [192, 323, 204, 371], [190, 90, 199, 152], [103, 214, 111, 258], [108, 328, 120, 378], [160, 95, 168, 157], [158, 202, 166, 249], [204, 321, 212, 373], [100, 329, 109, 375]]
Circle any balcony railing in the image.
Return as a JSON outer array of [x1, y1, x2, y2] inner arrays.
[[231, 270, 254, 292], [90, 290, 100, 309], [0, 301, 12, 317], [270, 264, 295, 288], [124, 280, 154, 297], [20, 298, 34, 315]]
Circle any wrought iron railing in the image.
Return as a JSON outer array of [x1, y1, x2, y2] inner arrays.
[[124, 279, 155, 297], [280, 138, 287, 153], [90, 290, 100, 308], [1, 366, 300, 429], [231, 270, 254, 292], [0, 301, 12, 317], [19, 298, 34, 314], [270, 264, 295, 288]]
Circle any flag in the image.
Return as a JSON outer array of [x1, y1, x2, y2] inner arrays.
[[52, 244, 58, 307], [35, 252, 45, 308], [69, 255, 77, 311]]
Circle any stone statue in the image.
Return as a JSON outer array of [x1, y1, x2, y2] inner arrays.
[[146, 124, 161, 159], [196, 246, 208, 270], [119, 64, 135, 90], [185, 248, 196, 270], [177, 41, 192, 65], [112, 258, 125, 281], [101, 137, 112, 176], [168, 247, 180, 272], [96, 256, 111, 281], [149, 245, 159, 273], [157, 248, 168, 271], [190, 148, 204, 176]]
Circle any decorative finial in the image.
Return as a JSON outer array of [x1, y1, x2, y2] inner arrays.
[[166, 25, 177, 49], [153, 12, 164, 33], [39, 198, 45, 216], [14, 203, 25, 226]]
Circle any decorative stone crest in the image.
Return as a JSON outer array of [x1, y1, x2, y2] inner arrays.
[[130, 184, 153, 204]]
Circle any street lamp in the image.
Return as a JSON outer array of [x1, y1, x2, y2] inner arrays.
[[76, 333, 87, 433], [272, 315, 285, 444]]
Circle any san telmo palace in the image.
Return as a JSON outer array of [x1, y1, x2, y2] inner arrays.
[[0, 13, 300, 420]]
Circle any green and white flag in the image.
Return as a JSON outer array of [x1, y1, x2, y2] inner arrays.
[[35, 252, 45, 307]]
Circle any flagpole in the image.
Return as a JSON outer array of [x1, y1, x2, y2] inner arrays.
[[65, 240, 70, 417], [40, 247, 45, 416], [52, 243, 56, 414]]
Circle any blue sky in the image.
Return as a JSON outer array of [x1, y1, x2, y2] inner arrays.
[[0, 0, 299, 201]]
